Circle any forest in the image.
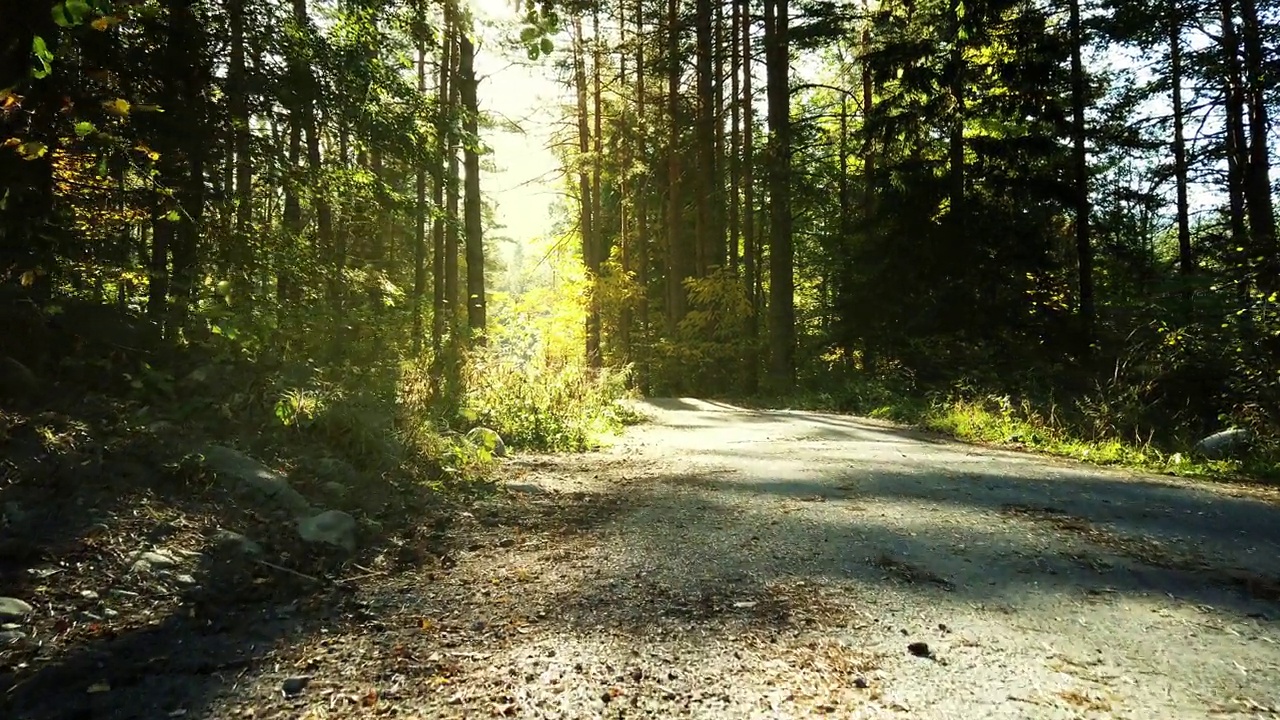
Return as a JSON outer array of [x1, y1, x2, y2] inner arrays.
[[1, 0, 1278, 473]]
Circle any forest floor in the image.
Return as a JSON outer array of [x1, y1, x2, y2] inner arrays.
[[5, 397, 1280, 719]]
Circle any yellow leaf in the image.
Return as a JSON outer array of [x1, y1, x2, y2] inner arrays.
[[102, 98, 130, 117], [18, 141, 48, 159], [91, 16, 121, 31], [20, 270, 35, 287]]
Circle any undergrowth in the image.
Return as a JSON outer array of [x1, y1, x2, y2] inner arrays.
[[751, 372, 1279, 483]]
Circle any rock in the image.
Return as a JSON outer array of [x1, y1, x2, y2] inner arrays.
[[1193, 428, 1252, 460], [212, 528, 263, 555], [0, 597, 34, 620], [175, 574, 197, 585], [466, 427, 508, 458], [314, 457, 360, 485], [80, 590, 99, 600], [2, 501, 25, 527], [281, 676, 310, 697], [853, 676, 870, 689], [0, 629, 27, 645], [297, 510, 357, 552], [202, 445, 312, 517], [0, 356, 40, 401], [139, 550, 179, 568], [907, 641, 932, 658], [321, 481, 349, 500]]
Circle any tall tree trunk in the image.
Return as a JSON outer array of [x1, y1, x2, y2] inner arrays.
[[948, 0, 964, 237], [742, 0, 758, 392], [1169, 3, 1193, 276], [619, 0, 632, 364], [635, 0, 650, 389], [713, 0, 727, 269], [765, 0, 793, 387], [228, 0, 252, 271], [413, 30, 428, 355], [573, 19, 599, 364], [1238, 0, 1276, 287], [432, 4, 454, 358], [1068, 0, 1093, 351], [729, 0, 741, 272], [459, 30, 485, 341], [590, 9, 605, 367], [666, 0, 688, 330], [695, 0, 714, 276], [1219, 0, 1249, 301]]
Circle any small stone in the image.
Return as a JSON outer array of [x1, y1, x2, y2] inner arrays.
[[175, 574, 197, 585], [907, 641, 932, 658], [938, 623, 950, 633], [0, 629, 27, 644], [139, 550, 179, 568], [0, 597, 34, 620], [297, 510, 357, 552], [281, 676, 310, 697], [80, 590, 99, 600], [212, 528, 263, 555], [853, 677, 869, 689]]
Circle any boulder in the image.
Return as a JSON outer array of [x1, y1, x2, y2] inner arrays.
[[202, 445, 312, 517], [0, 597, 33, 621], [466, 427, 508, 458], [297, 510, 357, 552], [1193, 428, 1252, 460]]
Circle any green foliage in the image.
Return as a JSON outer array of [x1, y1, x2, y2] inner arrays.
[[459, 345, 636, 452]]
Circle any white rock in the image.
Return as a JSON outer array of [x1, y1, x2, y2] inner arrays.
[[0, 597, 33, 620], [297, 510, 357, 552]]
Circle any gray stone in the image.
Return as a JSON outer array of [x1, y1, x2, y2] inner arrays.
[[80, 590, 99, 600], [321, 481, 349, 500], [3, 501, 25, 526], [0, 629, 27, 645], [1193, 428, 1252, 460], [202, 445, 312, 517], [466, 427, 508, 458], [175, 574, 197, 585], [0, 356, 40, 400], [139, 550, 179, 568], [297, 510, 357, 552], [0, 597, 33, 620], [314, 457, 360, 484], [281, 676, 311, 697], [212, 528, 263, 555]]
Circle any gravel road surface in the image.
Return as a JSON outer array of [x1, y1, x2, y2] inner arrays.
[[9, 397, 1279, 719]]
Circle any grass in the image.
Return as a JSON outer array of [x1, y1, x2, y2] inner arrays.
[[739, 376, 1278, 485]]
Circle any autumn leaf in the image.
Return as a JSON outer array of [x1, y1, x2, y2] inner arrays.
[[20, 270, 36, 287], [91, 16, 121, 31], [18, 141, 48, 159], [102, 98, 130, 117]]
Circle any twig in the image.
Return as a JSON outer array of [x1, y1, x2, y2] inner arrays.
[[253, 558, 321, 583]]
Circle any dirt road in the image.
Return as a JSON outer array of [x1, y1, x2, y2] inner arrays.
[[443, 398, 1280, 718], [7, 398, 1280, 719]]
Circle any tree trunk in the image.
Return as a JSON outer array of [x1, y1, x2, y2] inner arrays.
[[573, 19, 599, 364], [590, 9, 605, 367], [1169, 4, 1193, 276], [459, 30, 485, 341], [413, 30, 428, 355], [765, 0, 793, 387], [1069, 0, 1093, 350], [1219, 0, 1249, 301], [729, 0, 741, 272], [742, 0, 758, 393], [635, 0, 650, 389], [228, 0, 252, 266], [666, 0, 689, 329], [432, 4, 453, 358], [1238, 0, 1276, 287], [695, 0, 714, 276]]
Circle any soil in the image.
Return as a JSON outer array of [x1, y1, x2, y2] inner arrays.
[[4, 397, 1280, 719]]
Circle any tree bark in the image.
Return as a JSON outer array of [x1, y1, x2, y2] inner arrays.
[[459, 30, 485, 341], [765, 0, 793, 387], [742, 0, 758, 393], [1069, 0, 1093, 350], [1238, 0, 1276, 287], [1169, 4, 1193, 276]]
